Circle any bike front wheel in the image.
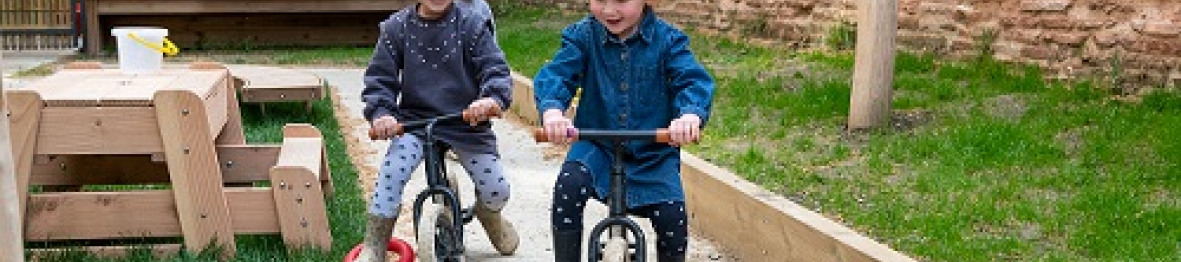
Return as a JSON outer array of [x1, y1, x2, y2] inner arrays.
[[416, 202, 465, 262]]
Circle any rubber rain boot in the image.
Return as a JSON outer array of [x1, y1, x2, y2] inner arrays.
[[355, 214, 397, 262], [475, 203, 520, 255], [552, 229, 582, 262]]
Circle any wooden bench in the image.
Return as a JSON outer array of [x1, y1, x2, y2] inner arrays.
[[231, 65, 326, 115]]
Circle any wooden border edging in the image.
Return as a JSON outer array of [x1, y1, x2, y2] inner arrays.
[[509, 72, 915, 262], [681, 153, 915, 262]]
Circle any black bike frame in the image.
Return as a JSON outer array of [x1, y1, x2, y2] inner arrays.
[[577, 130, 657, 262], [405, 112, 468, 260]]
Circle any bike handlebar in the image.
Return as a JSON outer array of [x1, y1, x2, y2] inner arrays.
[[368, 104, 502, 140], [532, 128, 671, 144]]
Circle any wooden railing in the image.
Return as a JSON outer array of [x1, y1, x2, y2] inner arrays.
[[1, 0, 81, 51]]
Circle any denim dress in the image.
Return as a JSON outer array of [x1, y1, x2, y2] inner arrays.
[[533, 8, 715, 208]]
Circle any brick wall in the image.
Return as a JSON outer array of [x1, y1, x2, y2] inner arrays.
[[522, 0, 1180, 87]]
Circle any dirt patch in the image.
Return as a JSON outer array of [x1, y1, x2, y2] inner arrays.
[[983, 94, 1028, 121]]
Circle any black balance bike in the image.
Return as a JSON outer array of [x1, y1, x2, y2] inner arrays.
[[369, 107, 501, 262], [534, 128, 672, 262]]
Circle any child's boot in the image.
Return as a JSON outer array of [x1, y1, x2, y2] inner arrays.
[[475, 203, 519, 255], [658, 253, 687, 262], [552, 229, 582, 262], [355, 214, 397, 262]]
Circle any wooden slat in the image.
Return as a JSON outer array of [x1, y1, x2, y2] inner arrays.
[[203, 76, 229, 137], [35, 107, 163, 155], [153, 89, 236, 256], [96, 0, 412, 14], [1, 59, 27, 262], [24, 189, 279, 240], [681, 153, 916, 262], [28, 244, 182, 260]]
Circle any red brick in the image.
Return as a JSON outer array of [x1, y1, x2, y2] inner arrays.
[[1020, 0, 1072, 12]]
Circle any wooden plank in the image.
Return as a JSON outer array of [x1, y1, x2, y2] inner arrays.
[[28, 145, 281, 185], [280, 124, 333, 197], [240, 87, 324, 103], [24, 189, 279, 240], [270, 166, 330, 249], [848, 0, 897, 130], [1, 58, 27, 262], [153, 89, 236, 256], [28, 244, 182, 260], [96, 0, 413, 14], [203, 76, 229, 137], [681, 153, 916, 262], [35, 107, 163, 155], [6, 90, 42, 237]]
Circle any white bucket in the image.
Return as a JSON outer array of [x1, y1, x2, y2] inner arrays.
[[111, 27, 170, 74]]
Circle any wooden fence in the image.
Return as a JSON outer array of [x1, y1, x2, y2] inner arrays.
[[0, 0, 81, 51]]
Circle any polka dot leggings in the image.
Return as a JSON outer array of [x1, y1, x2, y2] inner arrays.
[[369, 134, 511, 218], [551, 162, 688, 259]]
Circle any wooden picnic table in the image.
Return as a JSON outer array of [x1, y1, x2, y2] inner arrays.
[[4, 62, 332, 259]]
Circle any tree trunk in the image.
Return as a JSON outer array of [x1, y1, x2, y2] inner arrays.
[[848, 0, 897, 130]]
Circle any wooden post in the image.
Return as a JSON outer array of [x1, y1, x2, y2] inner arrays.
[[848, 0, 897, 130], [2, 53, 29, 262]]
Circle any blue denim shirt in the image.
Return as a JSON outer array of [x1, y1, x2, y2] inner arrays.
[[533, 8, 714, 208]]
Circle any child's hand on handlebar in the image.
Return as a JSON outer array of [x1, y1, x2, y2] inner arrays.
[[542, 109, 576, 145], [668, 114, 702, 147], [371, 115, 401, 140], [465, 98, 502, 126]]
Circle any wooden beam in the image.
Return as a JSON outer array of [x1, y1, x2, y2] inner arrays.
[[1, 57, 28, 262], [153, 89, 236, 256], [27, 145, 281, 186], [96, 0, 414, 14], [848, 0, 897, 130], [681, 153, 916, 262], [84, 0, 101, 55], [34, 107, 163, 155], [6, 90, 43, 243], [24, 189, 280, 241]]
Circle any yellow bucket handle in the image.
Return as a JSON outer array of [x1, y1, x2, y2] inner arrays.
[[127, 32, 179, 56]]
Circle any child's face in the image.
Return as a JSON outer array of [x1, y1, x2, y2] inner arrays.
[[589, 0, 647, 38], [418, 0, 454, 20]]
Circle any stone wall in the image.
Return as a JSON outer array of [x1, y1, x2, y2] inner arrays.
[[521, 0, 1180, 88]]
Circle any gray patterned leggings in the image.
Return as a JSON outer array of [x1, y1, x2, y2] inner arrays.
[[368, 134, 511, 218]]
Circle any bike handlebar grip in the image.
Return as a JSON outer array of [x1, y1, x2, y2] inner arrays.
[[462, 102, 503, 123], [653, 129, 672, 144], [368, 123, 405, 140], [532, 128, 548, 143]]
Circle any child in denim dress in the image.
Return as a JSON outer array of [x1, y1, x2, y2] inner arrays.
[[533, 0, 715, 261], [358, 0, 517, 261]]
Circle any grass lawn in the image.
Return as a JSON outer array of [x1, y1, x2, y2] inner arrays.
[[487, 3, 1180, 261], [24, 1, 1179, 261]]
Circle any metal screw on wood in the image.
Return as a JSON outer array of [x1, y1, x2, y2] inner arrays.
[[226, 161, 234, 168], [301, 218, 308, 228], [183, 147, 190, 154], [296, 197, 303, 204], [59, 163, 66, 171], [305, 182, 311, 188], [182, 109, 190, 116], [279, 182, 287, 190], [200, 213, 207, 219]]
